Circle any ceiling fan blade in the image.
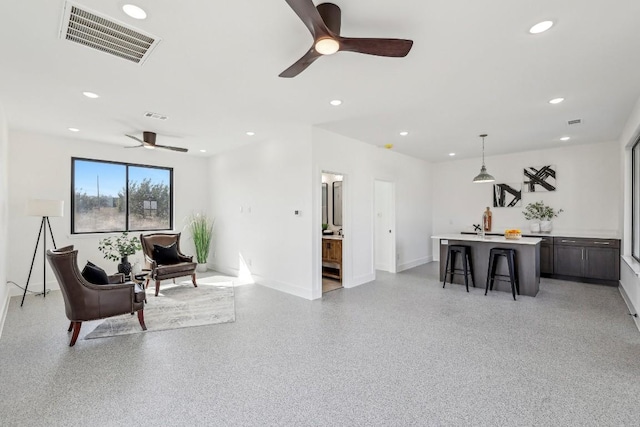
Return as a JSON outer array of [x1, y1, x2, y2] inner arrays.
[[338, 37, 413, 57], [155, 144, 188, 153], [125, 134, 145, 144], [279, 47, 323, 78], [284, 0, 332, 39]]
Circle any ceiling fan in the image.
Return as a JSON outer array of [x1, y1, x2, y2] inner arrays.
[[125, 131, 188, 153], [279, 1, 413, 78]]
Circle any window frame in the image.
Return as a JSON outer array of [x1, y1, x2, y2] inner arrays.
[[71, 157, 174, 235], [632, 139, 640, 261]]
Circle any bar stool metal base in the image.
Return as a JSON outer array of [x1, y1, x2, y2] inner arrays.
[[443, 245, 475, 292], [485, 247, 520, 300]]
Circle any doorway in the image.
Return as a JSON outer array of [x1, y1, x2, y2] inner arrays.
[[375, 180, 396, 273], [321, 171, 344, 293]]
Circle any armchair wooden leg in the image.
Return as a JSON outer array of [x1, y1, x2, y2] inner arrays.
[[69, 322, 82, 347], [137, 310, 147, 330], [155, 280, 161, 297], [67, 322, 73, 332], [192, 274, 197, 287], [145, 278, 150, 289]]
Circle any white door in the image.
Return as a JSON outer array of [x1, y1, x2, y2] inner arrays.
[[375, 180, 396, 273]]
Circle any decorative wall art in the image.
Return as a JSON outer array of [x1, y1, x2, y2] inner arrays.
[[523, 165, 556, 192], [493, 183, 522, 208]]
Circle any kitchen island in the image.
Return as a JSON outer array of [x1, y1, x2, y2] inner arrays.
[[431, 234, 542, 297]]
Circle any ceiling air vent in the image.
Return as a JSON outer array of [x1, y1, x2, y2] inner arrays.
[[144, 111, 168, 121], [59, 1, 160, 65], [568, 119, 582, 125]]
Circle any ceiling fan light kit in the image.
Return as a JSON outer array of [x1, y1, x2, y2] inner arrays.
[[279, 1, 413, 77]]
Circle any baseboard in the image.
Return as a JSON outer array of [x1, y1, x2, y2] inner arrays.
[[0, 290, 10, 339], [398, 256, 432, 272], [252, 274, 313, 300], [349, 273, 375, 288], [210, 263, 313, 300], [618, 282, 640, 332], [8, 280, 60, 297]]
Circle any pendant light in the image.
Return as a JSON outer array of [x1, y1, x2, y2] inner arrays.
[[472, 134, 495, 183]]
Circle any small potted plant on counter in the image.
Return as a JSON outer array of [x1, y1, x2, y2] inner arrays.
[[523, 201, 563, 233]]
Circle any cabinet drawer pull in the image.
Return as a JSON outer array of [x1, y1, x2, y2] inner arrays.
[[593, 241, 610, 245], [561, 240, 577, 243]]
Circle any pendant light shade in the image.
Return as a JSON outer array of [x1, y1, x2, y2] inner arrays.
[[473, 134, 495, 183]]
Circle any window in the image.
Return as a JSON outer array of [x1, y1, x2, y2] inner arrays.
[[71, 158, 173, 234], [633, 139, 640, 260]]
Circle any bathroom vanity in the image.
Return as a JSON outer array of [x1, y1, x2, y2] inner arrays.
[[322, 236, 342, 280]]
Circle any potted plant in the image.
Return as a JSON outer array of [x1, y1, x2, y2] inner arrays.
[[188, 212, 214, 272], [98, 232, 142, 276], [523, 201, 563, 233]]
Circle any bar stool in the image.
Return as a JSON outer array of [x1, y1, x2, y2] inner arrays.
[[485, 247, 519, 300], [442, 245, 475, 292]]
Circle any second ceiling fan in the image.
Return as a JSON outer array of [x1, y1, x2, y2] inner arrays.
[[280, 0, 413, 78]]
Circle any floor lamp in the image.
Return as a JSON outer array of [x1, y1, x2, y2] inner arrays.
[[21, 199, 64, 307]]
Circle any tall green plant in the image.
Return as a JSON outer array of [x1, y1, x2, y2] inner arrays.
[[188, 213, 214, 264]]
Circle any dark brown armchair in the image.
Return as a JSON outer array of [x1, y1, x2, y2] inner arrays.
[[140, 232, 197, 297], [46, 246, 147, 346]]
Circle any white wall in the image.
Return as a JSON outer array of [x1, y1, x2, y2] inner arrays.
[[0, 102, 9, 334], [431, 141, 621, 259], [208, 128, 314, 299], [6, 130, 209, 295], [312, 128, 433, 297], [619, 96, 640, 329]]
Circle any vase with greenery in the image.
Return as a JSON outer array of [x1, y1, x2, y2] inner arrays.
[[98, 232, 142, 275], [188, 212, 214, 272], [523, 201, 563, 233]]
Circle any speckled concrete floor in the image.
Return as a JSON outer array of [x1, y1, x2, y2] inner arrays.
[[1, 263, 639, 426]]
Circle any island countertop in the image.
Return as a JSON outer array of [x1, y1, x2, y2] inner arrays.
[[431, 233, 542, 246]]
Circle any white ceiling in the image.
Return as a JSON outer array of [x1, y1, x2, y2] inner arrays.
[[1, 0, 639, 162]]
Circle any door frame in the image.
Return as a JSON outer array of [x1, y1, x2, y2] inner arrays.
[[315, 170, 350, 298]]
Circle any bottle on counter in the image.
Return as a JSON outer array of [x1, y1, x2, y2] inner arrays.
[[483, 207, 492, 231]]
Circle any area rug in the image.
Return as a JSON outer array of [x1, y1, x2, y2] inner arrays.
[[85, 280, 235, 340]]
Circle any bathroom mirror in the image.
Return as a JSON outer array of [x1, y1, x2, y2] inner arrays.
[[322, 183, 328, 225], [333, 181, 342, 226]]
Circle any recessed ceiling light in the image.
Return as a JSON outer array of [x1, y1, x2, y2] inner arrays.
[[549, 97, 565, 104], [560, 136, 571, 141], [82, 91, 99, 99], [449, 153, 456, 156], [68, 127, 80, 132], [529, 20, 554, 34], [200, 149, 207, 153], [246, 131, 255, 136], [330, 99, 342, 106], [399, 131, 409, 136], [122, 4, 147, 20]]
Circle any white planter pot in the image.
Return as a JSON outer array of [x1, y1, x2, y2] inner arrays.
[[540, 220, 553, 233], [196, 263, 207, 273], [530, 222, 541, 233]]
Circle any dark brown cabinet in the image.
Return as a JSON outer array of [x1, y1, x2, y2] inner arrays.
[[538, 236, 554, 275], [553, 237, 620, 284]]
